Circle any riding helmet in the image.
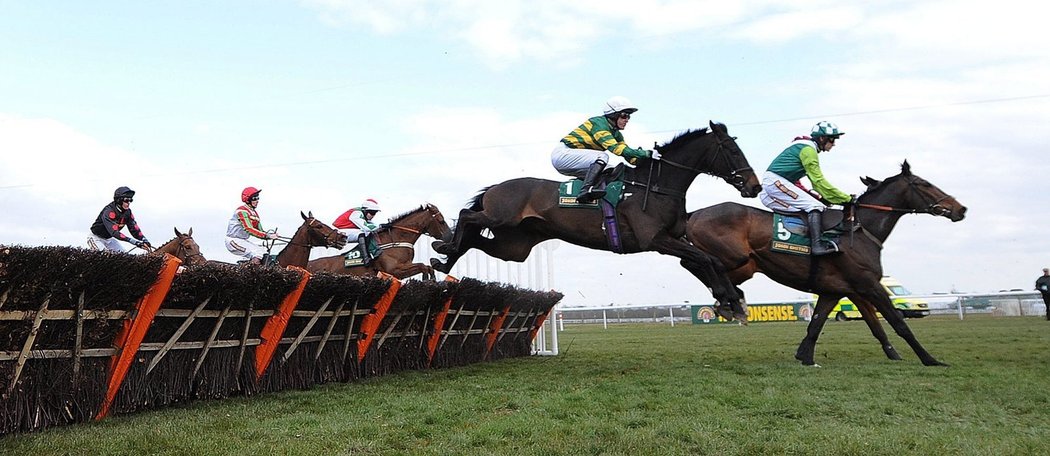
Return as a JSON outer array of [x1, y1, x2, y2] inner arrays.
[[602, 96, 638, 116], [113, 186, 135, 201], [241, 186, 262, 203], [811, 121, 845, 138]]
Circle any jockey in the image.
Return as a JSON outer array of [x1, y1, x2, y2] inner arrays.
[[333, 198, 381, 264], [88, 186, 152, 252], [758, 121, 854, 256], [551, 96, 659, 204], [225, 186, 277, 264]]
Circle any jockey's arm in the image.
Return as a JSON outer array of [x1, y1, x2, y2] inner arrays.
[[800, 147, 851, 204]]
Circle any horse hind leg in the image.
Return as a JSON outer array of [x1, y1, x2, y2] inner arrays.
[[849, 294, 902, 361]]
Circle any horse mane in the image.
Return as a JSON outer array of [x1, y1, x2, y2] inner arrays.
[[657, 128, 711, 150], [378, 204, 429, 230]]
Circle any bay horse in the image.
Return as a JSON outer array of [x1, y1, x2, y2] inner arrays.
[[272, 211, 348, 268], [152, 227, 207, 266], [685, 161, 967, 366], [306, 203, 452, 280], [432, 121, 761, 319]]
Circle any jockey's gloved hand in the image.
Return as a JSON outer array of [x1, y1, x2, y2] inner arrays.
[[849, 194, 858, 204], [132, 239, 145, 248], [266, 231, 279, 240], [650, 149, 662, 161]]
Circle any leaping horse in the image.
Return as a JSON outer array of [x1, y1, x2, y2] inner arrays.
[[272, 211, 348, 268], [152, 227, 207, 266], [306, 203, 452, 280], [432, 121, 761, 319], [685, 161, 966, 366]]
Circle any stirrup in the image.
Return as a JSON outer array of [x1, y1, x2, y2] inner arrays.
[[577, 187, 605, 204]]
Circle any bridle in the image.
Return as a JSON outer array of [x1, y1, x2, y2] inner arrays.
[[275, 219, 346, 249], [855, 176, 955, 217], [630, 132, 752, 199], [174, 237, 206, 265]]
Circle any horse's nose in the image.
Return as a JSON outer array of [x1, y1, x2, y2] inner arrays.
[[954, 206, 967, 221]]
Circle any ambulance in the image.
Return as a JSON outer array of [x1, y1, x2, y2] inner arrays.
[[829, 276, 930, 321]]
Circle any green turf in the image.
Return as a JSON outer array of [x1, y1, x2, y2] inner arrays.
[[3, 315, 1049, 455]]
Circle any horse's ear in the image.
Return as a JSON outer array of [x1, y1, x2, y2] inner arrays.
[[901, 160, 911, 175], [860, 176, 880, 188], [174, 227, 182, 236], [308, 210, 314, 219], [187, 227, 192, 236], [301, 211, 308, 220]]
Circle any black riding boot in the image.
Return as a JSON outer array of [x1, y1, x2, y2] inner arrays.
[[806, 211, 839, 256], [357, 234, 372, 264], [576, 159, 607, 204]]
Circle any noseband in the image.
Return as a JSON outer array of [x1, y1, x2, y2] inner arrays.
[[174, 238, 205, 265]]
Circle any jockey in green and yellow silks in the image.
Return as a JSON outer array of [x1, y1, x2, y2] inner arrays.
[[551, 96, 658, 204]]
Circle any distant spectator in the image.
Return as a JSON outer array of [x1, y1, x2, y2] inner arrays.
[[1036, 268, 1050, 321]]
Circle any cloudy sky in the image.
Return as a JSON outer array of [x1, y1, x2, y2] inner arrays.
[[1, 1, 1047, 307]]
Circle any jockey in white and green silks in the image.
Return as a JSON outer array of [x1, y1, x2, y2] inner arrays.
[[759, 121, 853, 256]]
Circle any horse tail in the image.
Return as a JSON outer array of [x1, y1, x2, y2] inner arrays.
[[466, 186, 492, 211]]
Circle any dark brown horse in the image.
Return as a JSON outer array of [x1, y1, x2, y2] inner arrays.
[[432, 122, 761, 318], [152, 227, 207, 266], [272, 211, 347, 268], [306, 203, 452, 280], [686, 161, 966, 366]]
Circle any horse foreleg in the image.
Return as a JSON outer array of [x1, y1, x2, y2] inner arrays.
[[847, 293, 902, 361], [796, 294, 842, 365], [858, 289, 946, 366], [654, 236, 744, 321]]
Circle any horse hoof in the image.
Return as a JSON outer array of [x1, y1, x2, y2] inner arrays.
[[733, 312, 749, 325], [432, 240, 449, 254], [713, 306, 735, 322]]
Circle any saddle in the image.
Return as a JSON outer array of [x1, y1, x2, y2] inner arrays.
[[770, 209, 856, 256], [558, 164, 626, 208], [557, 165, 628, 253]]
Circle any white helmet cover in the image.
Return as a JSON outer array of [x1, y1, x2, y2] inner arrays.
[[602, 96, 638, 115], [361, 198, 381, 212]]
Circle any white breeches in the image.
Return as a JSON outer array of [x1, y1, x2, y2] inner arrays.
[[758, 171, 827, 213], [225, 236, 266, 260], [551, 143, 608, 178]]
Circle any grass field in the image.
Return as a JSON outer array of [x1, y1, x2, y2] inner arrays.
[[3, 315, 1049, 455]]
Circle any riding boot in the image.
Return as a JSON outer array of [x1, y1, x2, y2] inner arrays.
[[576, 159, 607, 204], [357, 234, 372, 264], [806, 211, 839, 256]]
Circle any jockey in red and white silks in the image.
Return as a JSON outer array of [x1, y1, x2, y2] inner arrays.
[[225, 187, 277, 262]]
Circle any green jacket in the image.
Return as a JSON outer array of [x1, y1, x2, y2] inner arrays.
[[561, 115, 649, 163], [766, 139, 851, 204]]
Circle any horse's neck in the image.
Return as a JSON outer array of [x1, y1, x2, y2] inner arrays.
[[624, 162, 699, 195], [277, 225, 311, 267], [383, 213, 427, 244], [857, 194, 907, 243], [154, 238, 179, 255]]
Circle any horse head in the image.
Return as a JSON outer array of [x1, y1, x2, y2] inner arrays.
[[423, 203, 454, 243], [171, 227, 206, 266], [300, 211, 348, 249], [858, 161, 967, 222], [651, 121, 760, 198]]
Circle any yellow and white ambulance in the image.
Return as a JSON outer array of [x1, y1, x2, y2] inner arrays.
[[829, 276, 930, 321]]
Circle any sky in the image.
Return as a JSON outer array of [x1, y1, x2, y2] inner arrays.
[[1, 1, 1048, 307]]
